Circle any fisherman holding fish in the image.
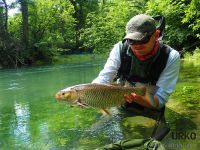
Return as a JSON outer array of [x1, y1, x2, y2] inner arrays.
[[92, 14, 180, 111], [56, 14, 180, 116], [54, 14, 179, 149]]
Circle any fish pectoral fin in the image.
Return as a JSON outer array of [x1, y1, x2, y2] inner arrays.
[[76, 101, 89, 108], [100, 108, 111, 116]]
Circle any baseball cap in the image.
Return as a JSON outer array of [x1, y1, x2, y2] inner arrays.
[[124, 14, 156, 41]]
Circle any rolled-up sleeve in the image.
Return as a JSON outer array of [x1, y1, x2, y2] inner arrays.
[[156, 48, 180, 108], [92, 42, 122, 83]]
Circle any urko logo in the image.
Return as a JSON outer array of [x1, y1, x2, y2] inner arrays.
[[171, 131, 197, 140]]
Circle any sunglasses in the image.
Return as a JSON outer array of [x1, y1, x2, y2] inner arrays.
[[127, 32, 154, 45]]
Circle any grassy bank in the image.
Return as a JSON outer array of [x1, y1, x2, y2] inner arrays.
[[182, 48, 200, 66], [168, 48, 200, 113], [35, 54, 108, 66]]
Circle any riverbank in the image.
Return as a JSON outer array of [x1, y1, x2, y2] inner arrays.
[[34, 54, 108, 66]]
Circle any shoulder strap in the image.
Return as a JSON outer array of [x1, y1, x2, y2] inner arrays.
[[114, 41, 131, 81], [153, 43, 171, 77]]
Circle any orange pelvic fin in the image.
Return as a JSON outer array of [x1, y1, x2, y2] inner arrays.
[[100, 108, 111, 116]]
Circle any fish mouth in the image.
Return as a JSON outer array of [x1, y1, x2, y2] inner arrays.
[[55, 92, 63, 100]]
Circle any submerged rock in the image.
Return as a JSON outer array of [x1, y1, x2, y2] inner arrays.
[[122, 116, 156, 139], [122, 116, 156, 128]]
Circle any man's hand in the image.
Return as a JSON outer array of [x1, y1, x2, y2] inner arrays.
[[124, 91, 159, 109]]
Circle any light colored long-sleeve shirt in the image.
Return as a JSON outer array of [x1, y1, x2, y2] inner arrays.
[[92, 42, 180, 108]]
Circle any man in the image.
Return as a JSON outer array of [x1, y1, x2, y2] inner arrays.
[[92, 14, 180, 111]]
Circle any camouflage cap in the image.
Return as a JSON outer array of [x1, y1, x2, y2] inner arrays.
[[124, 14, 156, 41]]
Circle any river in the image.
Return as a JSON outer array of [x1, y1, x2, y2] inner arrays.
[[0, 60, 199, 149]]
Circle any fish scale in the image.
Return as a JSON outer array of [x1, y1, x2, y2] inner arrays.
[[55, 83, 147, 109]]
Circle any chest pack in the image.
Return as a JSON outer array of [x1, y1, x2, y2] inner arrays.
[[115, 41, 171, 85]]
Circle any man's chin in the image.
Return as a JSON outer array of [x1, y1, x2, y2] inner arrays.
[[134, 50, 147, 56]]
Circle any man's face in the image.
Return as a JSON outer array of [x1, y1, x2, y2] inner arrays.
[[129, 30, 160, 56]]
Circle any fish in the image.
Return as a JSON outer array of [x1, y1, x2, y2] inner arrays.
[[55, 83, 152, 114]]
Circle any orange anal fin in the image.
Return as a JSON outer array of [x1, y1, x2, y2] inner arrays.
[[100, 108, 111, 116]]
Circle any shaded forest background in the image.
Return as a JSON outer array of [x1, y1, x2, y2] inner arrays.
[[0, 0, 199, 68]]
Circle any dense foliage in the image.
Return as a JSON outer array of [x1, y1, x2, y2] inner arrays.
[[0, 0, 199, 68], [81, 0, 147, 53]]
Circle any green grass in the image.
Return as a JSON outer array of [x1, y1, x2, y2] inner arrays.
[[39, 54, 108, 66], [182, 47, 200, 66], [170, 83, 200, 110], [55, 54, 107, 64]]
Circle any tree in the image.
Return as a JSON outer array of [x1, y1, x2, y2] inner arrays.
[[0, 0, 21, 68], [146, 0, 194, 51], [68, 0, 99, 51], [0, 0, 8, 39], [81, 0, 147, 53], [19, 0, 29, 48], [182, 0, 200, 39], [28, 0, 76, 62]]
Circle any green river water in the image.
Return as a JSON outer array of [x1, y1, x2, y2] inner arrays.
[[0, 59, 199, 150]]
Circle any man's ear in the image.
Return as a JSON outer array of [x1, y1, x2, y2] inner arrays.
[[154, 29, 160, 40]]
